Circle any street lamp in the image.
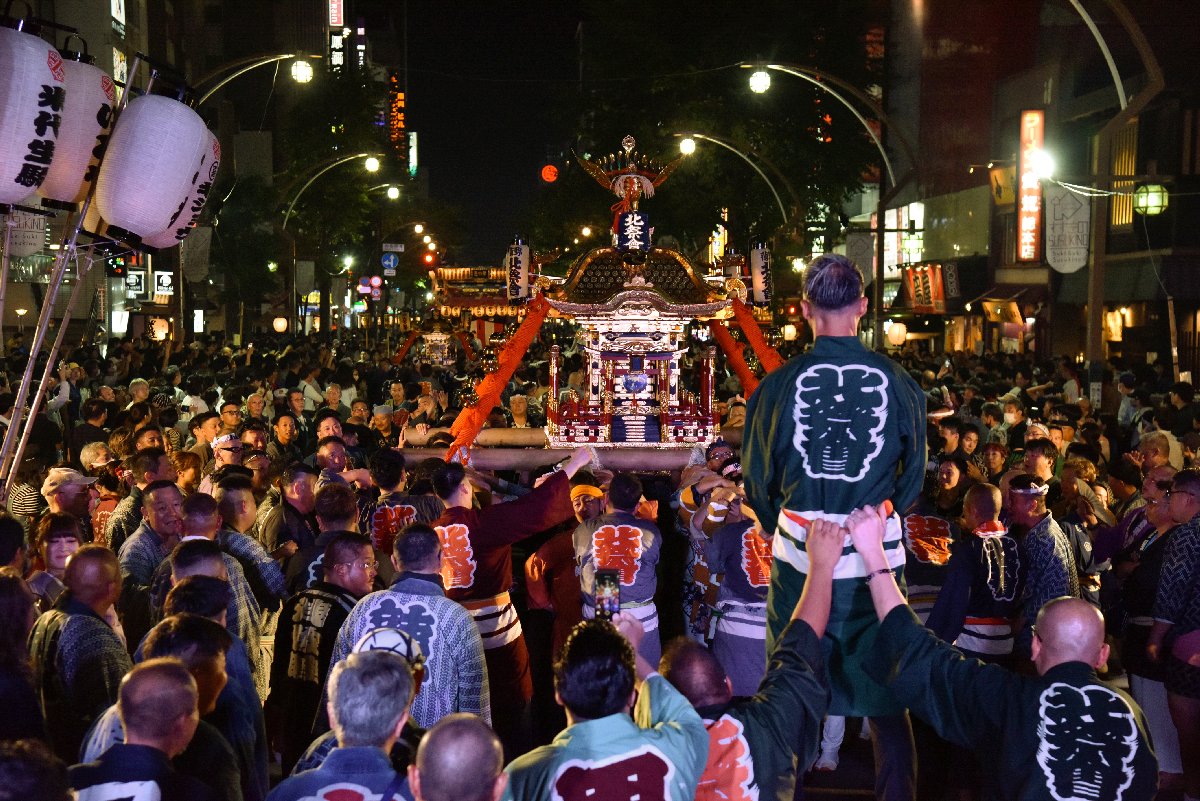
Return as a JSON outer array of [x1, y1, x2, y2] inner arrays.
[[343, 256, 354, 269], [267, 262, 278, 272], [675, 132, 790, 224], [427, 242, 436, 250], [679, 137, 696, 155], [195, 53, 321, 104], [290, 60, 314, 83], [422, 235, 431, 244], [281, 153, 387, 230], [749, 69, 771, 94], [581, 226, 592, 237], [1134, 184, 1169, 215], [1031, 150, 1055, 179], [387, 186, 400, 200], [413, 224, 424, 234]]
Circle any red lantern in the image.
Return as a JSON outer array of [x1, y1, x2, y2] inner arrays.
[[540, 164, 558, 182]]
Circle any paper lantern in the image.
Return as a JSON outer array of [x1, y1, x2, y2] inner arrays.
[[272, 317, 288, 332], [37, 57, 115, 204], [507, 237, 530, 302], [142, 129, 220, 248], [886, 322, 907, 347], [0, 26, 65, 204], [750, 242, 773, 307], [94, 94, 208, 239]]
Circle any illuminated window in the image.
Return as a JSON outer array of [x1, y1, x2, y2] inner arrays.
[[1111, 120, 1138, 226]]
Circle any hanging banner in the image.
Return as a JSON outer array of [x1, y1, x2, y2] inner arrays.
[[1044, 183, 1090, 273], [904, 263, 945, 314], [616, 211, 650, 252], [7, 210, 45, 257], [1016, 110, 1044, 262]]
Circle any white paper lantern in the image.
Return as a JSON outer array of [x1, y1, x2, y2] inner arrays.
[[37, 58, 116, 204], [750, 242, 773, 307], [506, 238, 529, 301], [887, 322, 908, 347], [142, 129, 220, 249], [94, 94, 208, 239], [0, 27, 65, 204], [7, 209, 45, 256]]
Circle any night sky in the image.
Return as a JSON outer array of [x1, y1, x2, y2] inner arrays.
[[375, 0, 583, 265]]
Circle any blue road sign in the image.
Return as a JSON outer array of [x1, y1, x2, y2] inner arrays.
[[381, 252, 399, 270]]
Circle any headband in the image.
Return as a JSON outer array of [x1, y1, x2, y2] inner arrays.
[[1011, 483, 1049, 496], [213, 434, 238, 446], [571, 485, 605, 501]]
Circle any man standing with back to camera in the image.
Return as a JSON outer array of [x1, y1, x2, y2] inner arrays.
[[744, 253, 926, 801]]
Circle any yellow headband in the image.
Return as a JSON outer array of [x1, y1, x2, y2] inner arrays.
[[570, 485, 605, 501]]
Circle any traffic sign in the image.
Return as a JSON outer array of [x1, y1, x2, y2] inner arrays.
[[381, 252, 399, 270], [384, 268, 396, 277], [358, 277, 370, 287], [371, 288, 382, 300], [370, 275, 383, 288], [382, 243, 405, 252]]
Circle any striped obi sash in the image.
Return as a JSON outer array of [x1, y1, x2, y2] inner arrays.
[[955, 616, 1014, 656], [715, 601, 768, 640], [461, 592, 522, 649], [582, 597, 659, 632], [774, 509, 906, 578]]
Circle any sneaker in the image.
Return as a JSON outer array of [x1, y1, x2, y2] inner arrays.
[[813, 752, 839, 771]]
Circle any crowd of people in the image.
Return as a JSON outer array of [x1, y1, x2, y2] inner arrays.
[[0, 254, 1193, 800]]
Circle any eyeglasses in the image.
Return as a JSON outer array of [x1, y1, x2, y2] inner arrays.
[[218, 446, 243, 454], [1167, 489, 1199, 500], [339, 560, 378, 572]]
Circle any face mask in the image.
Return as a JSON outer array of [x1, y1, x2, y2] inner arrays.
[[1004, 412, 1018, 425]]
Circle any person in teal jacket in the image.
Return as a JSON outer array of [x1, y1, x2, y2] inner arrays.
[[502, 615, 708, 801], [743, 253, 925, 800]]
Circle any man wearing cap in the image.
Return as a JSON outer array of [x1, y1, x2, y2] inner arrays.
[[371, 405, 402, 449], [198, 435, 243, 496], [43, 467, 99, 543], [744, 254, 926, 801]]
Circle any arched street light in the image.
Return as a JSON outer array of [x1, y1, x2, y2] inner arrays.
[[195, 53, 321, 105], [681, 133, 792, 224], [745, 62, 917, 187], [281, 153, 386, 230]]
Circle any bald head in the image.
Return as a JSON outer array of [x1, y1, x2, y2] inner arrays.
[[411, 714, 505, 801], [659, 637, 730, 708], [63, 545, 121, 607], [1032, 597, 1108, 674], [963, 483, 1001, 530]]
